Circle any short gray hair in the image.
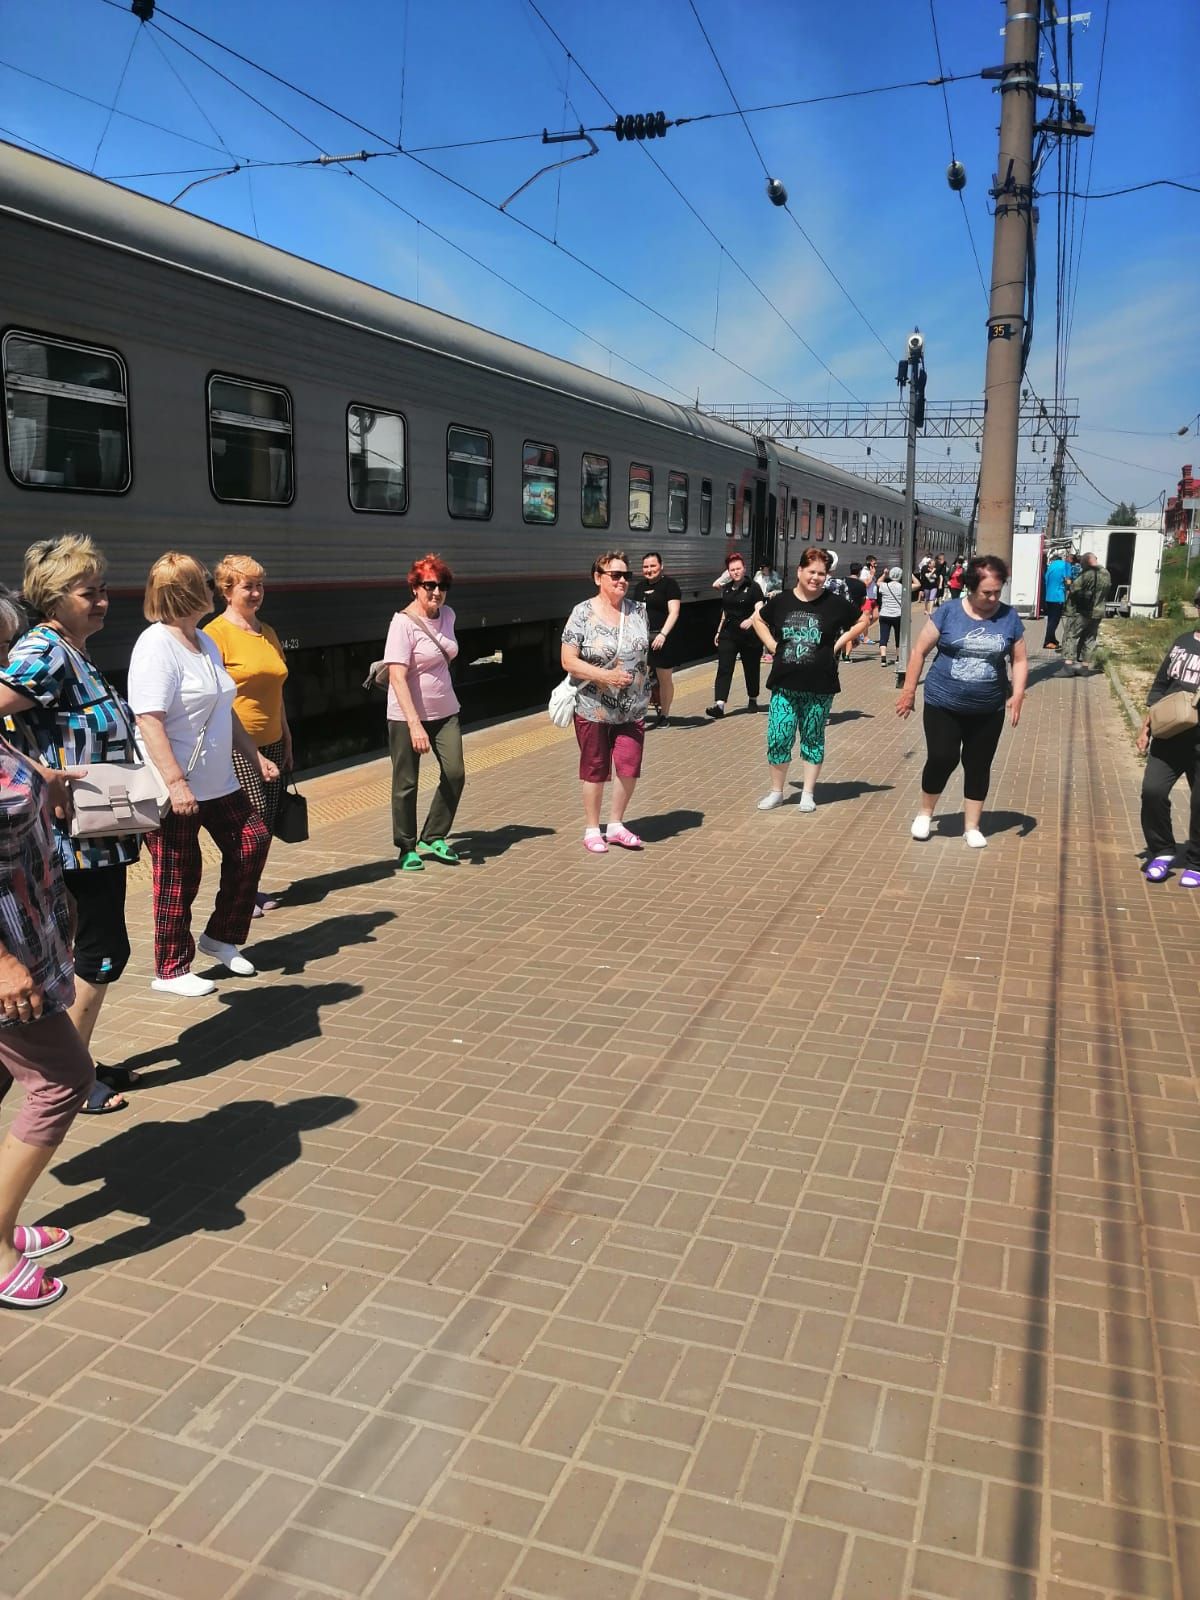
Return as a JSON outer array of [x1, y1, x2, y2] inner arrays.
[[0, 585, 27, 642]]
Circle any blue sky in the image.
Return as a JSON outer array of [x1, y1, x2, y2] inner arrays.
[[2, 0, 1196, 525]]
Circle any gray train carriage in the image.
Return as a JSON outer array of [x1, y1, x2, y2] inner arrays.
[[0, 142, 966, 752]]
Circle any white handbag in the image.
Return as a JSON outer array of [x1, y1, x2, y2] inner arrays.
[[550, 606, 626, 730]]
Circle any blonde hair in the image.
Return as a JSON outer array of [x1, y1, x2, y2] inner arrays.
[[213, 554, 266, 596], [591, 550, 629, 577], [143, 552, 212, 623], [22, 534, 107, 620]]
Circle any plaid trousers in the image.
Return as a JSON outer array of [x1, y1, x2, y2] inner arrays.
[[146, 788, 271, 979]]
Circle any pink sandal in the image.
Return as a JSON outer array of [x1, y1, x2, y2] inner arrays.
[[13, 1225, 72, 1260], [0, 1256, 66, 1310], [583, 835, 608, 854], [605, 826, 644, 850]]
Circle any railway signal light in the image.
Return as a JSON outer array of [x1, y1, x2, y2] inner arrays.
[[614, 112, 668, 141]]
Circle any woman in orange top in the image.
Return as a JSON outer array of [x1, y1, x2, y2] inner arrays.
[[204, 555, 291, 913]]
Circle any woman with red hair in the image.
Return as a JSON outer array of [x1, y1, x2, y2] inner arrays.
[[383, 556, 465, 871]]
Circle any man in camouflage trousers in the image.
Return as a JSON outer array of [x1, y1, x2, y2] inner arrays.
[[1060, 551, 1111, 673]]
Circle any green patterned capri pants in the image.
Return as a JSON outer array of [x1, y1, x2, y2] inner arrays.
[[766, 689, 835, 765]]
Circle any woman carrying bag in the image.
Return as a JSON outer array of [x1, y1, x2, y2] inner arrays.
[[204, 554, 294, 914], [1137, 601, 1200, 885], [0, 536, 140, 1112], [385, 555, 465, 873]]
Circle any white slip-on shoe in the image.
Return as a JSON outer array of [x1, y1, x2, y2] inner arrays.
[[196, 934, 256, 976], [757, 791, 785, 811], [798, 793, 817, 813], [911, 814, 933, 841], [964, 828, 988, 849], [151, 972, 216, 998]]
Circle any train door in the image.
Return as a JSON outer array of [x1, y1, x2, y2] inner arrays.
[[751, 478, 773, 574]]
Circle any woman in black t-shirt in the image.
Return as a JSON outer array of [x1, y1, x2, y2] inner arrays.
[[750, 547, 867, 812], [635, 553, 683, 722]]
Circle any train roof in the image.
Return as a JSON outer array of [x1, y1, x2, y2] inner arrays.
[[1, 141, 960, 522]]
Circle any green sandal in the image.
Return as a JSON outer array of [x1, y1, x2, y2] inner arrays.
[[399, 850, 425, 872], [419, 839, 460, 864]]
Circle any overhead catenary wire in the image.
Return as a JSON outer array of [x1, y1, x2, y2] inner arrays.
[[927, 0, 988, 301], [122, 2, 826, 407], [89, 22, 141, 172]]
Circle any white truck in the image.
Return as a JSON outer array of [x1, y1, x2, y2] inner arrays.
[[1071, 525, 1163, 618]]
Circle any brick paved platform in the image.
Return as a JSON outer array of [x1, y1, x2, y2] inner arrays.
[[2, 643, 1197, 1600]]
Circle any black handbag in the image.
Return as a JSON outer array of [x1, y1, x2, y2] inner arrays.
[[273, 780, 309, 844]]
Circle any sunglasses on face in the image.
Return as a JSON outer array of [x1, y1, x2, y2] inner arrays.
[[416, 581, 448, 592], [601, 570, 631, 581]]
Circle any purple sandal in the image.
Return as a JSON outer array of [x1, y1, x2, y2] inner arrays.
[[1181, 869, 1200, 889], [1143, 856, 1173, 883]]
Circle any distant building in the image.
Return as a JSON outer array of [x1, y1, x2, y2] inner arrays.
[[1166, 464, 1198, 543]]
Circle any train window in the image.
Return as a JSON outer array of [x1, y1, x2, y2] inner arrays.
[[700, 478, 712, 534], [740, 488, 752, 539], [841, 507, 850, 543], [3, 331, 130, 494], [668, 471, 688, 533], [447, 425, 492, 519], [629, 462, 653, 531], [581, 452, 610, 528], [209, 375, 292, 504], [725, 483, 736, 537], [789, 497, 798, 538], [347, 405, 407, 514], [815, 502, 825, 540], [522, 440, 558, 524], [800, 498, 811, 537], [870, 513, 877, 541]]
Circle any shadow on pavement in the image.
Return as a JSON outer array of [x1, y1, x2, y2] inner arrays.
[[51, 1095, 357, 1275], [236, 912, 395, 977], [119, 981, 362, 1087], [454, 823, 556, 864], [658, 714, 711, 729], [828, 708, 873, 725], [934, 809, 1037, 837], [635, 808, 705, 842], [797, 780, 893, 803], [282, 857, 397, 907]]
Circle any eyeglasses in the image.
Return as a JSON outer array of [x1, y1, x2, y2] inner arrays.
[[601, 570, 631, 581], [417, 581, 448, 592]]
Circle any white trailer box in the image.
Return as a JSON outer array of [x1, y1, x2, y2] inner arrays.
[[1071, 525, 1163, 617], [1011, 530, 1046, 614]]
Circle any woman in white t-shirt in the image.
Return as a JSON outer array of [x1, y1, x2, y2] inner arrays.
[[384, 554, 465, 872], [128, 554, 275, 997]]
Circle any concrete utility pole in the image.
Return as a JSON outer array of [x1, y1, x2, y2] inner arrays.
[[896, 333, 925, 687], [976, 0, 1040, 566]]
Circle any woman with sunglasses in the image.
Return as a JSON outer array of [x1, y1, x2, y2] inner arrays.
[[561, 552, 651, 853], [385, 555, 464, 872]]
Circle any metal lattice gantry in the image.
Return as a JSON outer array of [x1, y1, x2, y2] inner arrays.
[[703, 398, 1080, 442], [858, 464, 1080, 487]]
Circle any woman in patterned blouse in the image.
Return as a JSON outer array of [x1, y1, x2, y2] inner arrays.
[[0, 536, 137, 1113]]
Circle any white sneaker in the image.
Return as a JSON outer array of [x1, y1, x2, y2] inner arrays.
[[964, 828, 988, 849], [151, 972, 216, 998], [911, 814, 932, 841], [757, 791, 785, 811], [798, 793, 817, 813], [197, 934, 256, 976]]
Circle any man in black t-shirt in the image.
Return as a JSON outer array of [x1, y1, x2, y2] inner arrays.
[[844, 563, 868, 661], [635, 552, 683, 723], [707, 552, 763, 717]]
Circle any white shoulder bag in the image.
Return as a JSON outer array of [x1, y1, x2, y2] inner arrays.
[[549, 605, 626, 730]]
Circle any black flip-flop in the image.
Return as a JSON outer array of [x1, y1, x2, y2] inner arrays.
[[81, 1080, 127, 1115], [95, 1065, 141, 1092]]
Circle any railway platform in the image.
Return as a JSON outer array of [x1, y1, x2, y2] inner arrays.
[[1, 645, 1197, 1600]]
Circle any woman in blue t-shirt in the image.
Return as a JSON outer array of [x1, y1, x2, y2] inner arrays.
[[896, 554, 1027, 848]]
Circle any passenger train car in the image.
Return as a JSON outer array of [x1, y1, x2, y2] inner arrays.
[[0, 142, 967, 741]]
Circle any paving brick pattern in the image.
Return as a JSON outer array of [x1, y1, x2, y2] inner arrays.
[[2, 641, 1197, 1599]]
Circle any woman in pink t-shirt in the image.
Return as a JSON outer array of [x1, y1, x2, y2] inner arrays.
[[384, 555, 465, 871]]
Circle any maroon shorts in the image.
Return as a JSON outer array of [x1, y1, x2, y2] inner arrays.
[[0, 1011, 94, 1148], [574, 717, 645, 783]]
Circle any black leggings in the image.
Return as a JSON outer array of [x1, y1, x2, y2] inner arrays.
[[713, 628, 761, 703], [921, 703, 1005, 802], [879, 616, 900, 650]]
